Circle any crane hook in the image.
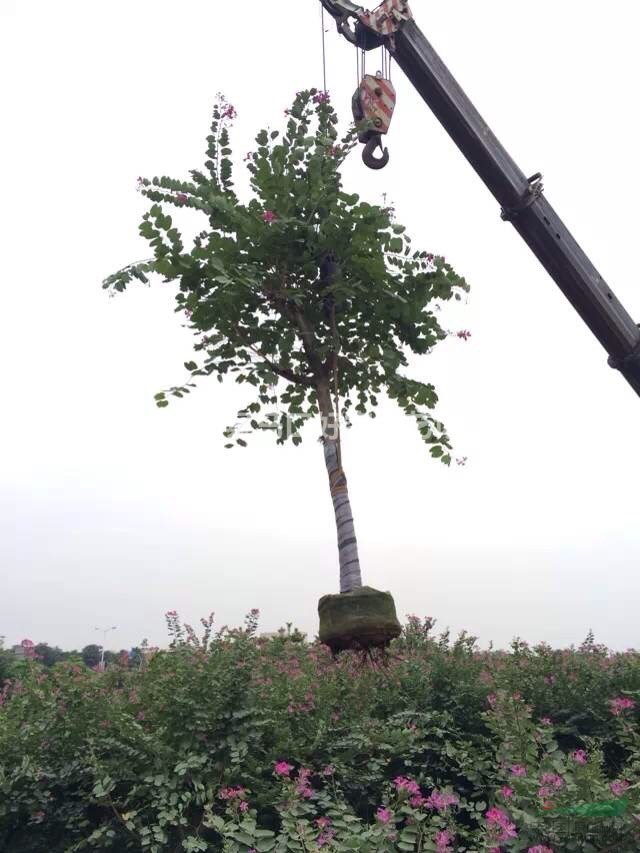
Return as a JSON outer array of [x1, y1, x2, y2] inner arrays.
[[362, 134, 389, 170]]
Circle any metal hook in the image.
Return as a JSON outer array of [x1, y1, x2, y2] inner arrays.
[[362, 134, 389, 170]]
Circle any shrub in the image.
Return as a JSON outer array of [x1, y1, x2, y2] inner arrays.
[[1, 612, 639, 851]]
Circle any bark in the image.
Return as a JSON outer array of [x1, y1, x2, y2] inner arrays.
[[317, 378, 363, 593]]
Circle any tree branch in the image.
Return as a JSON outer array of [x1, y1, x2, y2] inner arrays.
[[285, 303, 324, 379], [236, 327, 314, 387]]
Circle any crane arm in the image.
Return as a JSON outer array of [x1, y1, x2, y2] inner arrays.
[[321, 0, 640, 397]]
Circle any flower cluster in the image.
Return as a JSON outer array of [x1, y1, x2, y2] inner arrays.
[[20, 639, 36, 659], [219, 785, 249, 812], [610, 696, 635, 715], [375, 806, 392, 824], [611, 779, 630, 796], [295, 767, 314, 799], [315, 816, 335, 847], [485, 806, 517, 844], [434, 829, 454, 852], [424, 789, 459, 812]]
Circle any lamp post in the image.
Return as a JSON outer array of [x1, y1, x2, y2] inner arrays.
[[95, 626, 117, 670]]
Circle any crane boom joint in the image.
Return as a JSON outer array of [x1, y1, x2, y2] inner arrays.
[[500, 172, 545, 222]]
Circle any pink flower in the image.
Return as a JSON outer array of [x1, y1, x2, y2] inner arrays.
[[316, 817, 331, 829], [425, 790, 459, 812], [485, 807, 518, 843], [313, 91, 330, 104], [528, 847, 554, 853], [456, 456, 468, 466], [317, 829, 336, 847], [434, 829, 454, 852], [571, 750, 588, 765], [610, 780, 630, 796], [274, 761, 294, 777], [322, 765, 334, 777], [500, 786, 514, 799], [20, 639, 36, 659], [456, 329, 472, 341], [296, 767, 314, 799], [540, 716, 552, 726], [222, 104, 237, 120], [262, 209, 277, 223], [176, 193, 188, 204], [510, 764, 527, 777], [239, 800, 249, 812], [609, 696, 636, 716], [393, 776, 421, 796], [376, 806, 392, 824], [544, 675, 556, 685], [487, 693, 498, 707], [540, 773, 564, 790], [219, 786, 246, 801]]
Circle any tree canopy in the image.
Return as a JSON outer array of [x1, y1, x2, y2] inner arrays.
[[104, 90, 468, 462]]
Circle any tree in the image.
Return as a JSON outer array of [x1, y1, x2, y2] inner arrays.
[[81, 644, 102, 669], [128, 647, 144, 669], [104, 91, 468, 649], [34, 643, 65, 667], [0, 638, 14, 687]]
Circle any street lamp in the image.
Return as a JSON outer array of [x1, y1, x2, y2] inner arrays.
[[95, 626, 117, 670]]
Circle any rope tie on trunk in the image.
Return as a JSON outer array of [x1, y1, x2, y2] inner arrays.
[[329, 463, 348, 497]]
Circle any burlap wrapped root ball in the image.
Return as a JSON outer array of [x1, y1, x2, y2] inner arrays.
[[318, 586, 402, 653]]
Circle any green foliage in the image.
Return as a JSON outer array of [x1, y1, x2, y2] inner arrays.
[[1, 612, 639, 851], [0, 641, 16, 687], [81, 644, 102, 669], [34, 643, 67, 668], [104, 92, 468, 459]]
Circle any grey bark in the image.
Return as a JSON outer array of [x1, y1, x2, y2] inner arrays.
[[317, 378, 363, 593]]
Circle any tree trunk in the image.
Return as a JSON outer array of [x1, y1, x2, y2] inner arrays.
[[317, 378, 363, 593]]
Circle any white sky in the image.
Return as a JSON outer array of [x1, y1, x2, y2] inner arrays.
[[1, 0, 639, 652]]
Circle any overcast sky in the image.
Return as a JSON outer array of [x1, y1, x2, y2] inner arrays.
[[1, 0, 639, 653]]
